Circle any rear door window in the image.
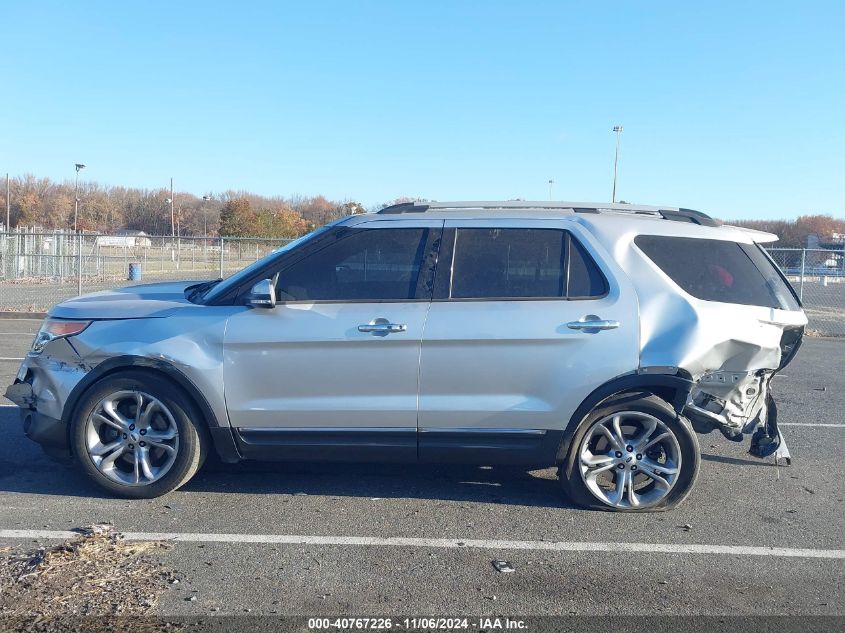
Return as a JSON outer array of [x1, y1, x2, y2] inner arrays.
[[635, 235, 800, 310], [449, 228, 606, 300]]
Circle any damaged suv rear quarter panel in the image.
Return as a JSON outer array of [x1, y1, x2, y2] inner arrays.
[[580, 217, 807, 430]]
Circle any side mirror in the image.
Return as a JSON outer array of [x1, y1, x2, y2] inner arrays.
[[248, 278, 276, 308]]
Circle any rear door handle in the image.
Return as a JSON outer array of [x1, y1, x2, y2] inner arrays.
[[566, 318, 620, 331], [358, 318, 407, 336]]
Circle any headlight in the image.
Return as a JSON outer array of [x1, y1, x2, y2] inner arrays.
[[31, 319, 91, 354]]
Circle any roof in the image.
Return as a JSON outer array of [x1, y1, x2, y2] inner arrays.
[[377, 200, 719, 227], [114, 229, 149, 236]]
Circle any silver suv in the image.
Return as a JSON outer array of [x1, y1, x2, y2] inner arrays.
[[5, 201, 807, 511]]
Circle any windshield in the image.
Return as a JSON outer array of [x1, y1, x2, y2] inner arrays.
[[201, 223, 335, 303]]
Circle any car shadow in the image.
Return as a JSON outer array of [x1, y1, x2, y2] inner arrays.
[[701, 452, 775, 467], [0, 410, 574, 508], [184, 460, 574, 508]]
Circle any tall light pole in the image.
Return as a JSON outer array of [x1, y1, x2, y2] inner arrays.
[[548, 179, 555, 201], [168, 177, 175, 237], [202, 195, 213, 237], [73, 163, 86, 231], [611, 125, 623, 203], [5, 173, 9, 230]]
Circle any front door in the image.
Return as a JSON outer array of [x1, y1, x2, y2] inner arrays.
[[223, 220, 442, 460], [417, 219, 640, 464]]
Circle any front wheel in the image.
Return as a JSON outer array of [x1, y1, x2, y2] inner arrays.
[[559, 393, 700, 512], [71, 371, 209, 498]]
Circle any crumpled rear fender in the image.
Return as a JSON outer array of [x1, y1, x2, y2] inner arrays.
[[639, 294, 805, 377], [638, 286, 806, 460]]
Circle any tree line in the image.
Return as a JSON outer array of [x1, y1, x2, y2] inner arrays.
[[2, 173, 842, 246], [728, 215, 845, 248], [1, 174, 366, 238]]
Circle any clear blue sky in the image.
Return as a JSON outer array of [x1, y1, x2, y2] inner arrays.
[[2, 1, 843, 220]]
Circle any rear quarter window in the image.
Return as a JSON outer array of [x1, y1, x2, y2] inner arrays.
[[635, 235, 800, 311]]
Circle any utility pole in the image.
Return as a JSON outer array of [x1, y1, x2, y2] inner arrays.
[[548, 179, 555, 201], [611, 125, 623, 203], [5, 173, 9, 230]]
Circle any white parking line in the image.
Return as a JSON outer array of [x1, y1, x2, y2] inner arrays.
[[0, 529, 843, 559], [779, 423, 845, 428]]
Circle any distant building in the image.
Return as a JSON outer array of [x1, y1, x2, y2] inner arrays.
[[807, 234, 844, 269], [95, 229, 152, 248]]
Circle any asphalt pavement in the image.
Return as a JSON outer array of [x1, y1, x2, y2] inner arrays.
[[0, 318, 843, 618]]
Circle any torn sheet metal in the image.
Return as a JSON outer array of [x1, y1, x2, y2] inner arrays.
[[686, 370, 771, 434]]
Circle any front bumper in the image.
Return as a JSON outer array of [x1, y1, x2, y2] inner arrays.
[[21, 407, 68, 452], [5, 381, 70, 456]]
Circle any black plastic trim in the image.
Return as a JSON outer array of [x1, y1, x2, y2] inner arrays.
[[659, 208, 720, 227], [377, 203, 431, 214], [20, 408, 68, 453], [418, 429, 563, 466], [778, 326, 804, 371], [208, 427, 243, 463], [234, 427, 416, 462]]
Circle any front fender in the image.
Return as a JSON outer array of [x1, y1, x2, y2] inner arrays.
[[62, 355, 241, 463]]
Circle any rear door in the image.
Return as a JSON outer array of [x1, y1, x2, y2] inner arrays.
[[417, 219, 639, 464]]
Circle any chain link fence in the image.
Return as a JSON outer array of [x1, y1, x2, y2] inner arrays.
[[766, 247, 845, 337], [0, 230, 290, 312], [0, 232, 843, 336]]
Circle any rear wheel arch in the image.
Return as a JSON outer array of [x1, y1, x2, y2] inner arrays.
[[556, 372, 695, 463]]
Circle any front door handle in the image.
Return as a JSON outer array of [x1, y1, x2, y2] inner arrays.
[[358, 318, 407, 336], [566, 317, 620, 331]]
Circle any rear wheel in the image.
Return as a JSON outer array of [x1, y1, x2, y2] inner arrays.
[[71, 371, 208, 498], [560, 393, 700, 512]]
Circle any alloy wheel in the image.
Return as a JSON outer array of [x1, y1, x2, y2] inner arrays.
[[578, 411, 681, 509], [84, 390, 180, 486]]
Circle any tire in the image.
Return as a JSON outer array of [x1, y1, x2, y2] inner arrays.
[[70, 370, 209, 498], [559, 392, 700, 512]]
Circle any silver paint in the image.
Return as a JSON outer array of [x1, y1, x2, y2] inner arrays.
[[12, 203, 807, 457]]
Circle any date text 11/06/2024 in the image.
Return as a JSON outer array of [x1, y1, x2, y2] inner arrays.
[[307, 617, 528, 630]]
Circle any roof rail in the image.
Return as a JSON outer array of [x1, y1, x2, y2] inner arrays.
[[376, 200, 720, 226], [658, 208, 720, 227], [378, 202, 430, 214]]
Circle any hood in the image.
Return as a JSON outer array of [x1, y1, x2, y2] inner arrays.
[[49, 280, 202, 320]]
